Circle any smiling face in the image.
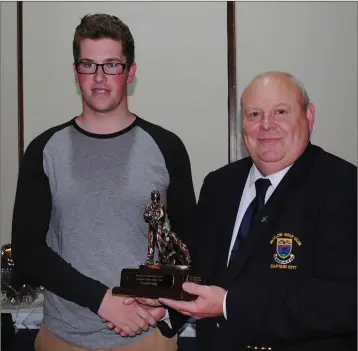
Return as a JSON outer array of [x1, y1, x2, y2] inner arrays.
[[241, 73, 315, 175], [73, 38, 136, 116]]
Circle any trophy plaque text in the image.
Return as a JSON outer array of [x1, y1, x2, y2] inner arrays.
[[112, 190, 202, 301]]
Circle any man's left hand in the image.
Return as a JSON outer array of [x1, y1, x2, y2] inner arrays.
[[158, 282, 226, 320], [103, 298, 166, 335]]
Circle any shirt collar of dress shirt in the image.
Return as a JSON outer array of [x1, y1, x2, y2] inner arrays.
[[248, 162, 293, 191]]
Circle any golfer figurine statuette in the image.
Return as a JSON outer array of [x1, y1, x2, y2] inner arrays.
[[112, 190, 201, 300]]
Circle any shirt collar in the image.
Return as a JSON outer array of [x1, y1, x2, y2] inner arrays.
[[248, 162, 293, 190]]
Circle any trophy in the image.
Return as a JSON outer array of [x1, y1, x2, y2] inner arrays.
[[112, 190, 201, 301], [1, 243, 43, 305]]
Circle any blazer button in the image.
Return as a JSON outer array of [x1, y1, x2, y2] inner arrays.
[[245, 346, 272, 350], [216, 322, 220, 328]]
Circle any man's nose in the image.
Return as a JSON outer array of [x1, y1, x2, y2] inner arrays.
[[259, 114, 276, 130], [94, 65, 106, 83]]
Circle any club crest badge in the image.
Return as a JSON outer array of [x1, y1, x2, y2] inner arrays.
[[275, 238, 294, 264], [269, 233, 302, 270]]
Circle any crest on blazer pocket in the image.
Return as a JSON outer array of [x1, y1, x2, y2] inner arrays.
[[269, 233, 302, 270], [277, 238, 292, 260]]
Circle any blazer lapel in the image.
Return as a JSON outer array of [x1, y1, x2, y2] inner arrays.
[[225, 143, 317, 282]]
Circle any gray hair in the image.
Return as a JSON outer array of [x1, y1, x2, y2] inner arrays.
[[284, 72, 310, 111]]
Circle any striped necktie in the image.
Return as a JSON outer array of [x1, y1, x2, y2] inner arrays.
[[229, 178, 271, 263]]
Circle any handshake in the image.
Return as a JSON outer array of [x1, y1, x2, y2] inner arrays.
[[98, 289, 166, 338], [98, 282, 227, 338], [97, 191, 225, 338]]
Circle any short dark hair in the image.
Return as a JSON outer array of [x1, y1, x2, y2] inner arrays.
[[73, 13, 135, 67]]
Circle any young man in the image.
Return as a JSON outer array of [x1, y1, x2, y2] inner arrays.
[[158, 72, 357, 351], [11, 13, 196, 351]]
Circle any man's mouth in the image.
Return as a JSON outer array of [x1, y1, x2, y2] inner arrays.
[[93, 89, 109, 94], [259, 138, 280, 143]]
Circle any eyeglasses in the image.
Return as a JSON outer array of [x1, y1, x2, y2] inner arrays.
[[75, 61, 126, 75]]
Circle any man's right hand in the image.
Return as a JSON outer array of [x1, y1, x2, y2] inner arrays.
[[98, 289, 163, 337]]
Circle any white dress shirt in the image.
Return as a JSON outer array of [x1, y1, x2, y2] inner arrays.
[[223, 163, 292, 319]]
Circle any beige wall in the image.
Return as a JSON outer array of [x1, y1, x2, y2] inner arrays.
[[1, 2, 357, 245], [22, 1, 228, 195], [1, 2, 228, 244], [0, 2, 18, 245], [236, 1, 358, 165]]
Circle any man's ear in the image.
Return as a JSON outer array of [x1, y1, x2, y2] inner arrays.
[[127, 62, 137, 84], [73, 63, 79, 83], [306, 103, 315, 132]]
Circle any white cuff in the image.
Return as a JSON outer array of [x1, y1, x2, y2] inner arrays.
[[161, 308, 172, 328], [223, 291, 228, 320]]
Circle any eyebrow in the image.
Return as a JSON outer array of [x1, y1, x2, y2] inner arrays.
[[79, 57, 123, 63], [244, 107, 262, 112], [246, 103, 290, 108], [273, 103, 291, 109], [274, 102, 289, 106], [103, 57, 123, 63], [243, 103, 291, 112]]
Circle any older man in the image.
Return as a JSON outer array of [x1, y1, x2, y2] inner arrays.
[[157, 72, 357, 350]]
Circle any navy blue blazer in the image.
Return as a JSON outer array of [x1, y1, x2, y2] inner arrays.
[[160, 143, 357, 351]]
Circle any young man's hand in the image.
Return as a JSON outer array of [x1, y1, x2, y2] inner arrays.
[[98, 289, 165, 337]]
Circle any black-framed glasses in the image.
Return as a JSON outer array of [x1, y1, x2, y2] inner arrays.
[[75, 61, 126, 75]]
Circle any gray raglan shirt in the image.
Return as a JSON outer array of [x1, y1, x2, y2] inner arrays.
[[11, 116, 196, 349]]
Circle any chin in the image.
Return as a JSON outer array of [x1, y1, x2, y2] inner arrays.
[[88, 103, 116, 114], [94, 107, 113, 113], [258, 149, 284, 163]]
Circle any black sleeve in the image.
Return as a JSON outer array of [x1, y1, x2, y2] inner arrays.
[[226, 166, 357, 347], [11, 133, 108, 314], [137, 119, 197, 247], [165, 135, 196, 247]]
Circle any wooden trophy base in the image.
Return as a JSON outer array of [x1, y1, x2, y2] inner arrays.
[[112, 264, 202, 301]]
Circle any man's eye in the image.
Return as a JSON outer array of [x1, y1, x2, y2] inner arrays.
[[249, 111, 261, 117], [81, 62, 94, 68], [276, 109, 287, 114], [105, 62, 120, 68]]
